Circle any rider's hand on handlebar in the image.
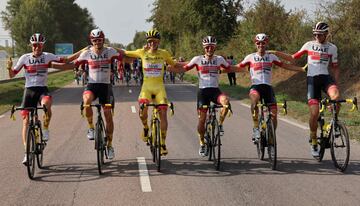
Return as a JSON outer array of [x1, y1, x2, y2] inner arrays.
[[302, 64, 308, 73]]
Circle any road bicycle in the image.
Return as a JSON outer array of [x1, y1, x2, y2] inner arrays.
[[316, 97, 358, 172], [10, 105, 48, 179], [80, 102, 113, 175], [254, 100, 287, 170], [201, 103, 232, 170], [140, 101, 174, 172]]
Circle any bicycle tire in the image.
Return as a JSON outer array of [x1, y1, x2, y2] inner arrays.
[[316, 121, 327, 162], [36, 124, 44, 169], [154, 119, 161, 171], [26, 127, 36, 179], [266, 119, 277, 170], [257, 121, 265, 160], [205, 121, 212, 161], [95, 120, 105, 175], [150, 119, 156, 163], [330, 121, 350, 172], [212, 120, 221, 170]]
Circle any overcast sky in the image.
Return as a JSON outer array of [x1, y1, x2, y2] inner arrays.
[[0, 0, 320, 45]]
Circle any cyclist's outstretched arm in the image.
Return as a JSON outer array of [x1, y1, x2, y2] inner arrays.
[[50, 61, 77, 70], [167, 62, 188, 73], [269, 51, 296, 64], [5, 57, 16, 78], [230, 63, 248, 73], [65, 45, 91, 63], [331, 64, 340, 84], [280, 62, 306, 72]]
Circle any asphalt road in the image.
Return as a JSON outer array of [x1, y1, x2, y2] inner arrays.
[[1, 80, 360, 206]]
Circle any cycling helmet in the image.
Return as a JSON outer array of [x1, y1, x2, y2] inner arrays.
[[29, 33, 46, 44], [146, 29, 161, 40], [202, 36, 217, 46], [313, 22, 329, 34], [89, 28, 105, 39], [254, 33, 269, 43]]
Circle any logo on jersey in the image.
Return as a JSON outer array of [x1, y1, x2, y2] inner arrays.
[[312, 45, 329, 53], [28, 57, 45, 64], [90, 53, 108, 60]]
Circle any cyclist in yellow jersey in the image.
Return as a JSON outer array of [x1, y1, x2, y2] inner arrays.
[[123, 29, 184, 155]]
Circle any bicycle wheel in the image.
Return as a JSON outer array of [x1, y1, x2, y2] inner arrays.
[[153, 119, 161, 171], [95, 121, 105, 175], [26, 127, 36, 179], [150, 120, 155, 163], [36, 125, 44, 169], [266, 119, 277, 170], [330, 121, 350, 172], [256, 121, 265, 160], [205, 121, 212, 161], [212, 120, 221, 170]]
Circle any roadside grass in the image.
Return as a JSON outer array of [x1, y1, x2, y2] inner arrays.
[[183, 73, 360, 141], [0, 70, 74, 115]]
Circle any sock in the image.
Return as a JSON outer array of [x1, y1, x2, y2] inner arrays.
[[160, 130, 166, 145], [43, 113, 49, 130], [252, 115, 259, 128], [310, 131, 317, 145], [87, 116, 94, 129], [198, 133, 205, 146], [107, 134, 113, 147]]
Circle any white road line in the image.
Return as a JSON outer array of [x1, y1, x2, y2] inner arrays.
[[239, 102, 308, 130], [0, 115, 4, 119], [129, 89, 132, 93], [131, 106, 136, 113], [137, 157, 152, 192]]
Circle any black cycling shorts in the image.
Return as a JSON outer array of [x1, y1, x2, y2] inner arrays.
[[197, 87, 223, 109], [21, 86, 51, 108], [307, 75, 336, 100], [84, 83, 114, 105], [249, 84, 276, 104]]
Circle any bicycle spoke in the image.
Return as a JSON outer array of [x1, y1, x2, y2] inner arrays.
[[330, 121, 350, 172]]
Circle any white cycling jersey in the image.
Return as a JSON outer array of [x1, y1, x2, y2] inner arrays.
[[292, 40, 338, 77], [12, 52, 61, 88], [75, 47, 122, 84], [184, 55, 230, 88], [240, 52, 282, 86]]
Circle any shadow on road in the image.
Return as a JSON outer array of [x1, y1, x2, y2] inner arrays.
[[32, 157, 360, 182]]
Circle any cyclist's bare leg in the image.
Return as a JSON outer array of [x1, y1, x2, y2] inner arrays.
[[197, 110, 207, 145], [249, 92, 260, 128], [41, 96, 52, 129], [83, 92, 95, 129], [308, 99, 320, 144], [270, 105, 278, 129], [21, 113, 30, 150], [139, 106, 148, 128], [159, 108, 168, 143], [328, 85, 341, 113], [103, 106, 114, 146], [218, 95, 229, 125]]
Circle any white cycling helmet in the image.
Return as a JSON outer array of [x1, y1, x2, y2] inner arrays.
[[313, 22, 329, 34], [254, 33, 269, 43], [202, 36, 217, 47], [89, 28, 105, 39], [29, 33, 46, 44]]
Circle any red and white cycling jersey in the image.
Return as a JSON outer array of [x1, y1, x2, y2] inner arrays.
[[12, 52, 61, 88], [75, 47, 122, 84], [292, 41, 338, 77], [184, 55, 230, 88], [240, 52, 282, 86]]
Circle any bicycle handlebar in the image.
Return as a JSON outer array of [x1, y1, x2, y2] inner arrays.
[[199, 103, 233, 117], [139, 102, 175, 116], [319, 97, 358, 113], [80, 102, 112, 117], [10, 105, 48, 121], [254, 100, 287, 116]]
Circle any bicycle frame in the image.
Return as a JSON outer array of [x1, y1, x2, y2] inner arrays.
[[10, 105, 47, 179], [316, 97, 357, 171]]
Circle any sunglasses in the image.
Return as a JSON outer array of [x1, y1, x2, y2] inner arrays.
[[204, 46, 215, 50], [256, 41, 266, 45], [313, 33, 325, 37], [91, 38, 103, 43], [32, 43, 43, 48]]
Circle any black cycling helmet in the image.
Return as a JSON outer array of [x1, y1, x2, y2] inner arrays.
[[146, 29, 161, 40], [313, 22, 329, 34], [202, 36, 217, 47]]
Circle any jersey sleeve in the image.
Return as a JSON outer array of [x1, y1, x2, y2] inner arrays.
[[47, 53, 62, 66], [239, 54, 252, 67], [124, 49, 142, 58], [292, 42, 309, 59], [330, 44, 338, 66], [109, 47, 123, 62], [270, 54, 283, 67], [163, 50, 176, 66], [219, 56, 230, 71], [74, 51, 88, 67], [184, 56, 199, 71], [12, 54, 27, 75]]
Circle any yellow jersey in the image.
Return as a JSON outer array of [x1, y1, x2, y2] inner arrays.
[[125, 48, 176, 85]]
